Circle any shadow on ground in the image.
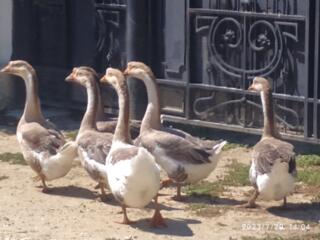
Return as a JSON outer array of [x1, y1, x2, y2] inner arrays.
[[131, 217, 200, 236], [267, 202, 320, 223]]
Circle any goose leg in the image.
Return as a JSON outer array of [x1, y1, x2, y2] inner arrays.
[[150, 195, 166, 227], [172, 184, 186, 201], [41, 176, 50, 193], [99, 183, 108, 202], [281, 197, 289, 209], [240, 189, 259, 208], [117, 205, 135, 225], [160, 178, 173, 189]]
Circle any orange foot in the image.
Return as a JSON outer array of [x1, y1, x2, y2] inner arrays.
[[41, 187, 52, 194], [116, 218, 136, 225], [150, 210, 167, 228], [171, 195, 187, 202], [160, 179, 173, 189], [237, 202, 257, 209]]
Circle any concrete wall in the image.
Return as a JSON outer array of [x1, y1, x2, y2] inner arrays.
[[0, 0, 13, 111], [0, 0, 12, 65]]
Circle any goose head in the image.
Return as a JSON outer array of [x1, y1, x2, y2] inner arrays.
[[65, 67, 97, 88], [124, 61, 154, 80], [100, 67, 126, 90], [0, 60, 35, 78], [248, 77, 271, 92]]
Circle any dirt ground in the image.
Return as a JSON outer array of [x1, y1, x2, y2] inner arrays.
[[0, 121, 319, 240]]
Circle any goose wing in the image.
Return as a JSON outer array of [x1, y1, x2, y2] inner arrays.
[[138, 130, 212, 165], [253, 138, 296, 175], [160, 126, 218, 149], [97, 120, 141, 139], [19, 122, 65, 156], [77, 131, 112, 165]]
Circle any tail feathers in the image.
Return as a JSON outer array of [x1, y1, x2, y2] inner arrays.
[[58, 141, 78, 156], [212, 140, 227, 154]]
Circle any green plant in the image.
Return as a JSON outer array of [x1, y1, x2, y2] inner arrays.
[[0, 152, 26, 165]]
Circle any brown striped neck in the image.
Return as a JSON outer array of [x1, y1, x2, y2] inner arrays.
[[139, 73, 161, 133], [79, 81, 98, 134], [20, 71, 45, 124], [95, 82, 106, 122], [260, 89, 280, 139], [113, 82, 131, 143]]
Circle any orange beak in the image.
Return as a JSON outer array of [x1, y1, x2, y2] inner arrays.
[[100, 75, 106, 83], [65, 72, 75, 82], [123, 67, 130, 77], [0, 64, 11, 73], [248, 84, 256, 91]]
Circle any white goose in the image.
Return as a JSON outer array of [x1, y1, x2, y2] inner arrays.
[[245, 77, 296, 208], [124, 61, 227, 200], [0, 60, 78, 192], [65, 67, 112, 199], [101, 68, 165, 227]]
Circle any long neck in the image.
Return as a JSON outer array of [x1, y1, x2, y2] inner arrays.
[[140, 73, 161, 132], [260, 89, 279, 138], [79, 82, 98, 134], [95, 82, 106, 122], [21, 72, 45, 123], [113, 85, 131, 143]]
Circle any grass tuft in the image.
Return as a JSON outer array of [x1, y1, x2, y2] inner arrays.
[[184, 181, 224, 199], [297, 154, 320, 167], [187, 203, 228, 218], [222, 160, 250, 186], [183, 160, 250, 199], [296, 154, 320, 186], [0, 152, 26, 165], [223, 143, 249, 151], [64, 130, 78, 140], [298, 169, 320, 186]]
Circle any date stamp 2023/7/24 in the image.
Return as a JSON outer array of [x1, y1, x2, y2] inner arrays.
[[241, 222, 314, 232]]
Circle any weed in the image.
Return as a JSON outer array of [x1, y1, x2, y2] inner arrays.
[[0, 152, 26, 165]]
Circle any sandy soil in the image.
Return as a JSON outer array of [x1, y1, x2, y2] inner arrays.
[[0, 132, 319, 240]]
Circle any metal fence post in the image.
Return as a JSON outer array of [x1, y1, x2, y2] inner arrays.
[[126, 0, 149, 120]]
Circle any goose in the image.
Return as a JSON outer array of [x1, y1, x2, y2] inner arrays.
[[124, 61, 227, 201], [101, 68, 165, 227], [245, 77, 296, 208], [65, 67, 113, 200], [0, 60, 78, 192], [95, 78, 141, 139], [124, 62, 219, 149]]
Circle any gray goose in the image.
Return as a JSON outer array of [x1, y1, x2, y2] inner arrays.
[[245, 77, 296, 208], [101, 68, 165, 227], [65, 67, 113, 200], [124, 61, 227, 200], [0, 60, 78, 192]]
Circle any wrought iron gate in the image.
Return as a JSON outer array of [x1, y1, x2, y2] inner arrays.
[[11, 0, 320, 143], [154, 0, 318, 143]]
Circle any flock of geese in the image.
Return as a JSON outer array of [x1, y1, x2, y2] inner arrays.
[[0, 60, 297, 227]]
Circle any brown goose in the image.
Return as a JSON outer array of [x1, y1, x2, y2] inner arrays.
[[124, 62, 227, 200], [95, 77, 141, 139], [124, 61, 219, 148], [245, 77, 296, 208], [0, 60, 78, 192], [101, 68, 165, 227], [65, 67, 113, 200]]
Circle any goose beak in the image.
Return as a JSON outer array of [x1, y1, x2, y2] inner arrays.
[[0, 64, 11, 73], [123, 68, 130, 77], [100, 76, 106, 83], [248, 84, 255, 91], [65, 73, 75, 82]]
